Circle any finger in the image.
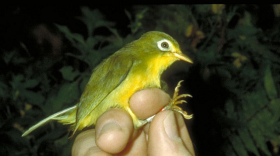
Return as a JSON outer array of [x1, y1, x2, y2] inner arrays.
[[148, 110, 194, 156], [72, 129, 111, 156], [116, 131, 148, 156], [174, 112, 195, 155], [130, 88, 170, 119], [95, 108, 135, 154]]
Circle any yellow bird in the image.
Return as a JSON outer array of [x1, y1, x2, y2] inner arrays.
[[22, 31, 193, 137]]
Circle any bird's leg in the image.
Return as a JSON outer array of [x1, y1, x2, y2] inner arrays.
[[126, 106, 149, 129], [163, 80, 193, 119]]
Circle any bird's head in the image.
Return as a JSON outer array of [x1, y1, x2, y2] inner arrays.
[[132, 31, 193, 71]]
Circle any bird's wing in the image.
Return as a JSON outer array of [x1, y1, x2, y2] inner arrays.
[[75, 53, 134, 130]]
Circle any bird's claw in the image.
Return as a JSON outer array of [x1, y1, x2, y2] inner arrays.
[[144, 80, 192, 124], [164, 80, 193, 119]]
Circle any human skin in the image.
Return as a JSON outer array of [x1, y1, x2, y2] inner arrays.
[[72, 88, 195, 156]]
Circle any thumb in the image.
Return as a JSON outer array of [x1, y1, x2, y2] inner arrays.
[[148, 110, 194, 156]]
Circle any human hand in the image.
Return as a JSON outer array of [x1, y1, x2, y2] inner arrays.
[[72, 88, 195, 156]]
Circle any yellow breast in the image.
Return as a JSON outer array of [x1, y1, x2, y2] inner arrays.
[[76, 54, 176, 130]]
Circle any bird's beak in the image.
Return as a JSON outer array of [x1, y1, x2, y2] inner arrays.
[[173, 52, 193, 64]]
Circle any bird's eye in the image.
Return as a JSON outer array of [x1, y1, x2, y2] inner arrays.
[[161, 42, 169, 48], [157, 39, 172, 52]]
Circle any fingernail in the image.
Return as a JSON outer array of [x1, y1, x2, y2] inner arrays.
[[163, 111, 180, 140], [97, 122, 122, 138]]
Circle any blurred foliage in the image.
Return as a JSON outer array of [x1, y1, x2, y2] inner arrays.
[[1, 4, 280, 156], [0, 6, 133, 156]]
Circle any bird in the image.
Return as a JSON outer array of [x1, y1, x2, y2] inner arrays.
[[22, 31, 193, 137]]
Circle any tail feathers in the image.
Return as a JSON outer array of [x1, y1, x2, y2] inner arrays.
[[22, 105, 77, 137]]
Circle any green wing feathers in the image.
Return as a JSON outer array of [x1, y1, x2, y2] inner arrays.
[[22, 48, 135, 137], [22, 105, 77, 137], [74, 52, 134, 132]]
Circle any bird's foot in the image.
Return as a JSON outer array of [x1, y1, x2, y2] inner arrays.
[[163, 80, 193, 119], [143, 80, 192, 124]]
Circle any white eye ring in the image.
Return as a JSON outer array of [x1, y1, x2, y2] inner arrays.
[[157, 39, 172, 52]]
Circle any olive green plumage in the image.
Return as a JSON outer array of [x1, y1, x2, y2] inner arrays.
[[22, 31, 193, 137]]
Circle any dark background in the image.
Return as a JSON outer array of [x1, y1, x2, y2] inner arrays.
[[1, 5, 280, 156]]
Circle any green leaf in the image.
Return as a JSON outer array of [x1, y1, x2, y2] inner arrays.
[[55, 24, 85, 45], [249, 120, 271, 156], [229, 134, 248, 156], [87, 50, 101, 68], [59, 66, 80, 81], [194, 5, 211, 14], [48, 81, 79, 112], [264, 64, 278, 99], [85, 36, 99, 49], [71, 33, 86, 45], [242, 90, 269, 121], [269, 98, 280, 122], [23, 79, 39, 88], [226, 6, 238, 23], [55, 24, 72, 39], [107, 27, 123, 45], [238, 128, 260, 156], [79, 7, 114, 36], [125, 9, 132, 20], [79, 75, 90, 92], [22, 90, 45, 105]]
